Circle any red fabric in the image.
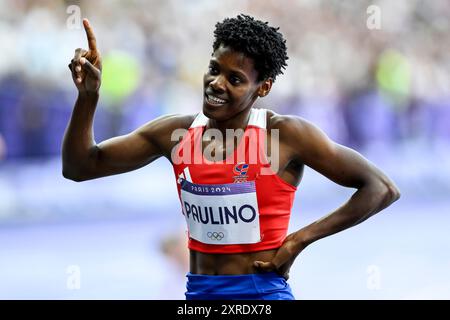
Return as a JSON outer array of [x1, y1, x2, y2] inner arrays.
[[172, 125, 297, 253]]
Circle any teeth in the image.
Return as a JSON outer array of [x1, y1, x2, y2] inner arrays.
[[207, 95, 226, 104]]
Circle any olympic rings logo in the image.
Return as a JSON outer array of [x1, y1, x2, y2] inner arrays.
[[207, 232, 224, 240]]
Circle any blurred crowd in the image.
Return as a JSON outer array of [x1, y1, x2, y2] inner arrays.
[[0, 2, 448, 299], [0, 0, 449, 160]]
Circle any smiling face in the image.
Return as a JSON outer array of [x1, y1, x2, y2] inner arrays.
[[203, 45, 272, 122]]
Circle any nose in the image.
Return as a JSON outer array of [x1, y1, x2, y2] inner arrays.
[[209, 75, 226, 93]]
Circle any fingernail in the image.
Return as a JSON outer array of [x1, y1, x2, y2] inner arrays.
[[80, 58, 86, 65], [75, 66, 81, 72], [76, 78, 81, 83]]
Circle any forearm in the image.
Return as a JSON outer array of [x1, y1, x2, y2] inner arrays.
[[296, 179, 400, 247], [62, 91, 99, 179]]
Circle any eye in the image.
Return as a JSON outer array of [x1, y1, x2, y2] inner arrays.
[[208, 65, 219, 75], [230, 76, 242, 85]]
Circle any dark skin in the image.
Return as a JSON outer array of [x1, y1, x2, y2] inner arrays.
[[64, 19, 400, 280]]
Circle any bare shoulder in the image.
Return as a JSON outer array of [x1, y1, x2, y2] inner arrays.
[[266, 109, 323, 141], [137, 113, 197, 136], [135, 113, 197, 155], [266, 109, 334, 161]]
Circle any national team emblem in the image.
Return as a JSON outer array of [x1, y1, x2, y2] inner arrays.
[[233, 163, 249, 183]]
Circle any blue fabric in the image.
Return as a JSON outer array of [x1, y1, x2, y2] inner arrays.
[[185, 272, 295, 300]]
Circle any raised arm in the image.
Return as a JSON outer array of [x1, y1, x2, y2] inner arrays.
[[63, 112, 186, 181], [254, 115, 400, 278], [63, 19, 190, 181]]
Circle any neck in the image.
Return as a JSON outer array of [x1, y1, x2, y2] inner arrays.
[[207, 107, 253, 135]]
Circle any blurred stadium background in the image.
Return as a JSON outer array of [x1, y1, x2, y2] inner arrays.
[[0, 0, 449, 299]]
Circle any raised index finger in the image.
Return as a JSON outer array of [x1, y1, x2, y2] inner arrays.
[[83, 18, 97, 51]]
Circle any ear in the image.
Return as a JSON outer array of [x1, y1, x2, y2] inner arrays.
[[258, 78, 273, 97]]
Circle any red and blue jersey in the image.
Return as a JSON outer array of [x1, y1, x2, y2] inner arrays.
[[172, 108, 297, 253]]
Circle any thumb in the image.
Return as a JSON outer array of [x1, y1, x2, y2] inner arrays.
[[80, 57, 100, 76], [254, 260, 276, 271]]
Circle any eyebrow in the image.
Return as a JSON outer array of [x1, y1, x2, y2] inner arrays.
[[209, 59, 248, 80]]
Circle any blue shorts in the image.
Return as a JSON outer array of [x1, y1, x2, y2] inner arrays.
[[185, 272, 295, 300]]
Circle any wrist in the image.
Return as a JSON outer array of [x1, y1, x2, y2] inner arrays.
[[293, 228, 312, 251], [78, 90, 99, 101]]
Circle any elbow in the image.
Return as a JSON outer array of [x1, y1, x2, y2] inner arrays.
[[62, 170, 82, 182], [62, 166, 87, 182], [382, 181, 401, 205], [391, 184, 401, 202], [364, 177, 400, 210], [62, 147, 99, 182]]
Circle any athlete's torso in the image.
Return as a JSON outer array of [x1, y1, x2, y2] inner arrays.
[[165, 108, 304, 275]]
